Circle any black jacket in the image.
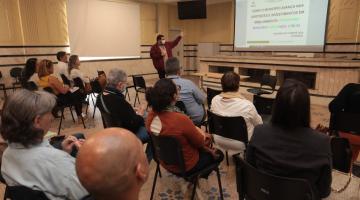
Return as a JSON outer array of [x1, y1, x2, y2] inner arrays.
[[96, 87, 144, 133], [246, 124, 332, 199]]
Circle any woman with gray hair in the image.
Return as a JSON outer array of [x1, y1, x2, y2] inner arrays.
[[96, 68, 152, 161], [1, 89, 88, 200]]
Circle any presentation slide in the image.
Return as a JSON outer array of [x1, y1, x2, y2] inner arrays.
[[234, 0, 329, 52]]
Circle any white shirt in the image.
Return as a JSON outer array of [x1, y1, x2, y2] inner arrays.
[[29, 73, 39, 85], [70, 68, 89, 84], [1, 140, 88, 200], [54, 61, 69, 80], [210, 94, 263, 152]]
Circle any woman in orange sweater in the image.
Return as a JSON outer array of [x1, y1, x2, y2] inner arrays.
[[145, 78, 223, 175]]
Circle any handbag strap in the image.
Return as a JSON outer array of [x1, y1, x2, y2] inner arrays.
[[99, 94, 111, 115]]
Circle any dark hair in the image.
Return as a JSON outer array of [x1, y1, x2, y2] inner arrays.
[[165, 57, 180, 75], [156, 34, 164, 41], [56, 51, 66, 61], [221, 71, 240, 92], [21, 58, 37, 86], [271, 79, 310, 129], [68, 55, 79, 74], [145, 78, 177, 112]]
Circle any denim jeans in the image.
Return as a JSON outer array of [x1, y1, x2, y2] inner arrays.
[[136, 126, 153, 162]]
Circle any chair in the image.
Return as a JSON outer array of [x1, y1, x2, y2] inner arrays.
[[329, 112, 360, 135], [0, 71, 7, 98], [96, 94, 123, 128], [90, 79, 103, 118], [247, 74, 277, 96], [73, 77, 90, 115], [132, 75, 147, 106], [331, 137, 353, 173], [175, 101, 187, 114], [208, 110, 248, 165], [233, 154, 316, 200], [43, 87, 84, 134], [10, 67, 23, 91], [149, 134, 224, 200], [207, 87, 222, 110], [4, 185, 49, 200], [253, 95, 274, 123], [60, 74, 71, 86]]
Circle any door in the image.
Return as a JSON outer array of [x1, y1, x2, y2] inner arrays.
[[168, 29, 184, 72]]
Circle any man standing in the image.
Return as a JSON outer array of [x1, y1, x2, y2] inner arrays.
[[150, 33, 182, 79]]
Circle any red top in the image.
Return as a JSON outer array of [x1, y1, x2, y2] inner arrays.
[[150, 36, 182, 71], [146, 111, 205, 173]]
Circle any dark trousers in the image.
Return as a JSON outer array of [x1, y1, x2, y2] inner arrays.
[[157, 69, 165, 79], [185, 149, 224, 177], [57, 90, 85, 116]]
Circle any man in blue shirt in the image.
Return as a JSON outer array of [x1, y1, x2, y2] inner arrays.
[[165, 57, 206, 125]]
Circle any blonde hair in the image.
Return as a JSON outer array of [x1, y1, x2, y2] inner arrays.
[[37, 59, 53, 78]]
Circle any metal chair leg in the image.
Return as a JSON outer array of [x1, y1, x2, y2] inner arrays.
[[58, 109, 65, 135], [81, 116, 86, 129], [133, 92, 138, 107], [191, 178, 198, 200], [69, 107, 75, 123], [150, 164, 160, 200], [216, 168, 224, 200]]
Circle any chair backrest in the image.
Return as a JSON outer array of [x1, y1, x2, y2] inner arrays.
[[96, 94, 123, 128], [43, 87, 54, 94], [132, 75, 146, 89], [233, 154, 316, 200], [0, 71, 3, 79], [208, 110, 248, 145], [10, 67, 23, 81], [329, 112, 360, 135], [24, 81, 38, 91], [73, 77, 85, 90], [4, 185, 49, 200], [207, 87, 222, 109], [253, 95, 274, 115], [331, 137, 352, 173], [60, 74, 71, 86], [260, 74, 277, 91], [175, 101, 187, 114], [150, 134, 187, 177], [90, 79, 103, 93]]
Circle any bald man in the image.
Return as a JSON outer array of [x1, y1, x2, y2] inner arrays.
[[76, 128, 149, 200]]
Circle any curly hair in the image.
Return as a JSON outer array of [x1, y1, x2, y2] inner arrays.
[[0, 89, 56, 147], [145, 78, 177, 113]]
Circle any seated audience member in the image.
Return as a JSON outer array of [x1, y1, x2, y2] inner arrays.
[[76, 128, 149, 200], [165, 57, 206, 125], [20, 58, 39, 89], [246, 79, 332, 198], [329, 83, 360, 163], [68, 55, 91, 92], [37, 59, 86, 121], [211, 71, 262, 153], [0, 89, 88, 200], [55, 51, 69, 79], [96, 68, 151, 160], [146, 78, 223, 175]]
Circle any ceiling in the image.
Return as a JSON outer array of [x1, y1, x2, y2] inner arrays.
[[138, 0, 232, 4]]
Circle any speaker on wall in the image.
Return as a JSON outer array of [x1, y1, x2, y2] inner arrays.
[[177, 0, 207, 20]]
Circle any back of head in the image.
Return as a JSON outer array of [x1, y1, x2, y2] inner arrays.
[[76, 128, 148, 199], [68, 55, 79, 74], [0, 89, 56, 147], [106, 68, 127, 88], [38, 59, 53, 78], [56, 51, 66, 61], [22, 58, 38, 83], [271, 79, 310, 129], [221, 71, 240, 92], [145, 78, 177, 113], [165, 57, 180, 76]]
